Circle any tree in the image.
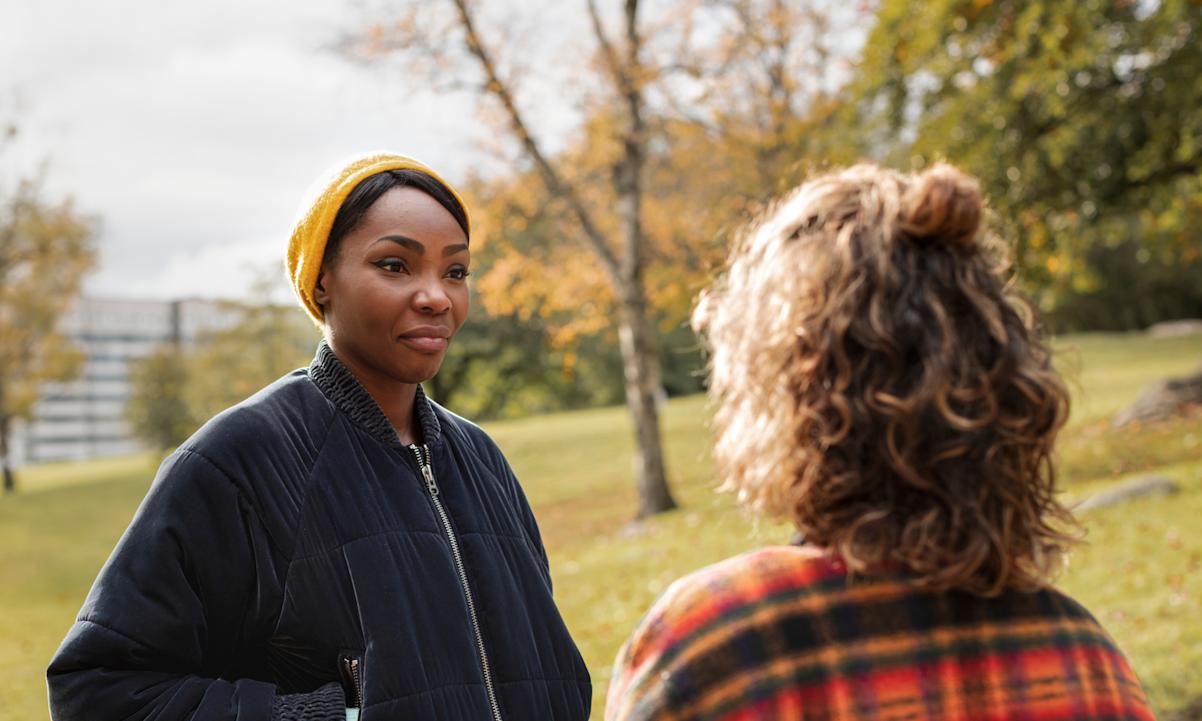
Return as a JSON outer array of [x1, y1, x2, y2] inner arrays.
[[852, 0, 1202, 327], [425, 305, 602, 420], [183, 273, 320, 425], [429, 179, 686, 421], [0, 176, 94, 493], [125, 344, 194, 453], [663, 0, 869, 195], [353, 0, 680, 517], [123, 272, 322, 453], [349, 0, 874, 517]]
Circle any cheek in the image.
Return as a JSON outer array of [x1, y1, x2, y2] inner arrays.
[[342, 279, 394, 328], [451, 285, 470, 328]]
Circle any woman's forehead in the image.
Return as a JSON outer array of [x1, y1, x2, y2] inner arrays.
[[353, 187, 470, 247]]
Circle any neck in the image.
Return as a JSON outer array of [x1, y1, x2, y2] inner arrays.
[[324, 340, 422, 445], [377, 382, 420, 446]]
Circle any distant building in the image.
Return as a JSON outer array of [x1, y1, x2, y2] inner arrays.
[[9, 297, 234, 466]]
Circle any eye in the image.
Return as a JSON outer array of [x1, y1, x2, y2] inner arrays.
[[374, 258, 408, 273], [447, 266, 471, 281]]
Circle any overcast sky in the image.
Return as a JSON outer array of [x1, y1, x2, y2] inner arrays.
[[1, 0, 582, 302]]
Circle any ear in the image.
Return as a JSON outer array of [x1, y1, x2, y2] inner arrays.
[[313, 269, 330, 308]]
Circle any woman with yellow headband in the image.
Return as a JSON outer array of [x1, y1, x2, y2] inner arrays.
[[48, 154, 592, 721]]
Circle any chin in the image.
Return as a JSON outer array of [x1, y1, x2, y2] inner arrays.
[[395, 357, 446, 385]]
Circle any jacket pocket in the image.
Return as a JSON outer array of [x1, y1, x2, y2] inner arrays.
[[338, 652, 364, 709]]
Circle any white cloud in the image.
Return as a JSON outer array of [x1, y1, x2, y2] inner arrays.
[[124, 235, 288, 301], [2, 0, 552, 302]]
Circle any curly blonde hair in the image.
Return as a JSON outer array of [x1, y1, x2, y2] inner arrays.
[[693, 162, 1076, 596]]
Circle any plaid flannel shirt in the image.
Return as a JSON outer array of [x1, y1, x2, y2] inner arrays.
[[606, 545, 1153, 721]]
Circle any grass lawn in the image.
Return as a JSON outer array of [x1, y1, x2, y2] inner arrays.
[[1, 331, 1199, 720]]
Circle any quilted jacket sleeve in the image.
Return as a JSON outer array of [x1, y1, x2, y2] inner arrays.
[[46, 449, 345, 721], [493, 446, 553, 592]]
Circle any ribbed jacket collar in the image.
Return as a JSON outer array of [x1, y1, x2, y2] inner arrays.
[[307, 341, 442, 448]]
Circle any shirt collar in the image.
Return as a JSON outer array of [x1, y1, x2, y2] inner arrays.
[[307, 340, 442, 448]]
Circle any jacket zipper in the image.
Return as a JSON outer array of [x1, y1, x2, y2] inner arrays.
[[409, 443, 503, 721], [338, 654, 363, 708]]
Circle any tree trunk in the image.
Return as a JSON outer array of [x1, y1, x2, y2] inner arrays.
[[617, 287, 676, 518], [449, 0, 676, 517], [0, 415, 14, 494], [610, 0, 674, 518]]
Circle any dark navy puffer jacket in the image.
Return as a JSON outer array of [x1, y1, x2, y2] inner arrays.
[[48, 343, 592, 720]]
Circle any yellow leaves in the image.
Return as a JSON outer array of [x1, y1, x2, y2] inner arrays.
[[181, 302, 318, 424], [0, 178, 96, 419], [1027, 232, 1044, 250], [474, 234, 615, 346], [126, 344, 195, 451], [463, 73, 847, 350]]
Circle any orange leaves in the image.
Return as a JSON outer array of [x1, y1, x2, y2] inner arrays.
[[475, 243, 614, 348]]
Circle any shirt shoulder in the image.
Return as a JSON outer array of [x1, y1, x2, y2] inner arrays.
[[179, 369, 336, 474], [605, 546, 844, 719], [623, 546, 842, 668], [168, 369, 338, 546], [665, 546, 843, 623]]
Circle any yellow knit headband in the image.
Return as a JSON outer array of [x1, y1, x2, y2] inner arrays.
[[286, 152, 472, 324]]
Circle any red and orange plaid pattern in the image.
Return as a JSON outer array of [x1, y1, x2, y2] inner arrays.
[[605, 546, 1154, 721]]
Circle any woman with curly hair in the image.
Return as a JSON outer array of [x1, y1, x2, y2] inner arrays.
[[605, 163, 1153, 721]]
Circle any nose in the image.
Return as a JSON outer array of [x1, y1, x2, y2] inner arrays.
[[412, 273, 452, 315]]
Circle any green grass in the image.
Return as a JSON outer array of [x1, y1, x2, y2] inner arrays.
[[2, 331, 1199, 720], [0, 457, 156, 720], [1061, 456, 1202, 712], [1053, 332, 1201, 427]]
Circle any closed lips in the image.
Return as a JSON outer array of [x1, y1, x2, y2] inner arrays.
[[400, 326, 451, 339], [398, 327, 451, 352]]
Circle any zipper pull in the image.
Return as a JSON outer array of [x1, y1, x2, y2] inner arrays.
[[421, 462, 438, 496], [410, 444, 439, 496]]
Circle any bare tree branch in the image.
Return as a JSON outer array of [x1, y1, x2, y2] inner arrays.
[[586, 0, 625, 89], [449, 0, 622, 282], [615, 0, 647, 280]]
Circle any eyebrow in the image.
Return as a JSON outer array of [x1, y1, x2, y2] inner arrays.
[[373, 235, 469, 257]]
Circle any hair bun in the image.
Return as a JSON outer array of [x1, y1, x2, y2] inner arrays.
[[900, 163, 983, 249]]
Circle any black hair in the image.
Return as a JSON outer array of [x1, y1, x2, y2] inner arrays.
[[322, 169, 470, 267]]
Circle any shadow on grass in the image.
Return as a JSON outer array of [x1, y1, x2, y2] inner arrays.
[[1167, 696, 1202, 721]]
